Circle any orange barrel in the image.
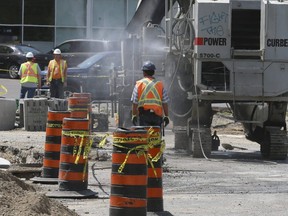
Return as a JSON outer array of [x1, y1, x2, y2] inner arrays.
[[68, 97, 90, 119], [132, 126, 164, 212], [110, 128, 148, 216], [58, 118, 90, 191], [72, 92, 91, 101], [72, 93, 92, 125], [42, 111, 70, 178], [72, 93, 92, 116]]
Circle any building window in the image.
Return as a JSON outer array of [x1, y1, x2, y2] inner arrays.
[[0, 0, 22, 24], [24, 0, 54, 25], [56, 0, 86, 26], [0, 26, 21, 43], [93, 0, 126, 27], [24, 27, 54, 41]]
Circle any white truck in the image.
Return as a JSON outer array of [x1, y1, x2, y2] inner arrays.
[[117, 0, 288, 159]]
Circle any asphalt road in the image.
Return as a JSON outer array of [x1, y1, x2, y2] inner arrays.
[[8, 129, 284, 216], [1, 108, 288, 215], [0, 75, 21, 99]]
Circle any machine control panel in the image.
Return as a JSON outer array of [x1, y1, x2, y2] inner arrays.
[[194, 0, 231, 59]]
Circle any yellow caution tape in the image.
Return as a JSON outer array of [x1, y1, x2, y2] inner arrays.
[[83, 138, 93, 159], [148, 136, 161, 146], [62, 130, 89, 137], [147, 127, 161, 146], [62, 130, 89, 164], [73, 143, 78, 156], [82, 159, 88, 181], [113, 136, 147, 143], [75, 135, 85, 164], [0, 84, 8, 96], [0, 69, 11, 73], [146, 127, 165, 161], [62, 129, 109, 180], [46, 123, 62, 128], [115, 143, 148, 173], [146, 127, 166, 177], [113, 134, 149, 173], [98, 133, 109, 148], [81, 133, 109, 180], [113, 127, 166, 175], [152, 140, 166, 162], [60, 128, 165, 179]]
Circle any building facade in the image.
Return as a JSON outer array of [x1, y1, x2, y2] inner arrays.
[[0, 0, 138, 52]]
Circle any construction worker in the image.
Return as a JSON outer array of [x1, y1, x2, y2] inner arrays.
[[46, 49, 67, 98], [18, 52, 41, 98], [131, 61, 169, 127]]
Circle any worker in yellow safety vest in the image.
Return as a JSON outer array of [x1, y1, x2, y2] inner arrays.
[[18, 52, 41, 98], [46, 49, 67, 98], [131, 61, 170, 127]]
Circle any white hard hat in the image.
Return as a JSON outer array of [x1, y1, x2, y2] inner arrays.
[[26, 52, 34, 58], [53, 49, 61, 55]]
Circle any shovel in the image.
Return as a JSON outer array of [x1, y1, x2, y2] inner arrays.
[[221, 143, 247, 150]]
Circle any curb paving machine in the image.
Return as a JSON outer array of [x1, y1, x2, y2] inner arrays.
[[116, 0, 288, 159]]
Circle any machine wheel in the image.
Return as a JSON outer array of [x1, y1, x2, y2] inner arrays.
[[8, 64, 20, 79], [261, 126, 288, 160], [174, 129, 190, 152], [191, 128, 212, 158]]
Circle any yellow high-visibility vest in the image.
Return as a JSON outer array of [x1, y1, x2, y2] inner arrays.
[[20, 62, 38, 84], [137, 77, 164, 117], [48, 59, 66, 82]]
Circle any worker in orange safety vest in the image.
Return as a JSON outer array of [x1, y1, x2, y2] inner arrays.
[[18, 52, 41, 98], [131, 61, 169, 127], [46, 48, 67, 98]]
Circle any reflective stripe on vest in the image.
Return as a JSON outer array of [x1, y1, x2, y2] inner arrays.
[[48, 59, 66, 82], [137, 77, 163, 116], [20, 62, 38, 84]]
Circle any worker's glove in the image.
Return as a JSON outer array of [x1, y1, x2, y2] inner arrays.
[[132, 115, 137, 126], [163, 116, 170, 127]]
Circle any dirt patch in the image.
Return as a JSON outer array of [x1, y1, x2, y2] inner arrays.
[[0, 169, 79, 216], [211, 110, 244, 135], [0, 145, 43, 164]]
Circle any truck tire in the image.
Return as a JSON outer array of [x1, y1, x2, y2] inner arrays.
[[174, 130, 190, 152], [191, 128, 212, 158]]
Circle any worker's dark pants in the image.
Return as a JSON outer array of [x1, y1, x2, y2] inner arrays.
[[139, 110, 162, 127], [139, 110, 164, 165], [20, 86, 36, 98], [50, 79, 64, 99]]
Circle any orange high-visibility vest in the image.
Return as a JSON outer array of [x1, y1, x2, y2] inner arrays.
[[137, 77, 164, 117], [20, 62, 39, 84], [48, 59, 66, 82]]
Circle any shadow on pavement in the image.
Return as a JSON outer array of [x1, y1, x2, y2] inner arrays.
[[148, 211, 174, 216]]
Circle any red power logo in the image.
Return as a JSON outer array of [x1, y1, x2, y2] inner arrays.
[[194, 37, 226, 46], [194, 37, 204, 45]]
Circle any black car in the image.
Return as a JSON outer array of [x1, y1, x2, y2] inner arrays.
[[47, 39, 121, 67], [0, 44, 52, 79], [42, 51, 121, 100]]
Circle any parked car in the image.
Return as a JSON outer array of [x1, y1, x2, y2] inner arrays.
[[47, 39, 121, 67], [42, 51, 121, 100], [0, 43, 52, 79]]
